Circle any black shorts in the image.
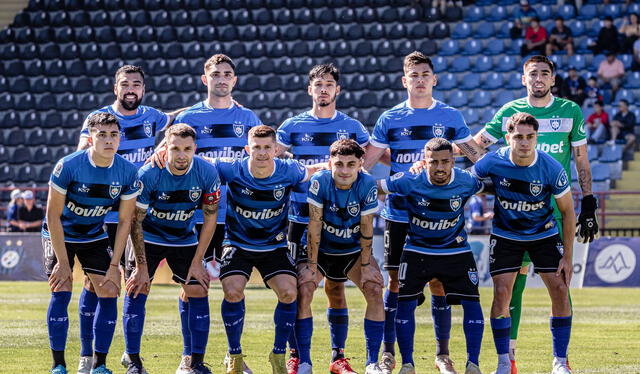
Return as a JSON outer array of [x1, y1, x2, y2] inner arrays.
[[196, 223, 225, 262], [317, 251, 361, 282], [125, 242, 200, 285], [384, 220, 409, 270], [287, 221, 307, 263], [219, 246, 297, 284], [489, 234, 564, 276], [105, 222, 128, 267], [43, 237, 113, 276], [398, 250, 480, 305]]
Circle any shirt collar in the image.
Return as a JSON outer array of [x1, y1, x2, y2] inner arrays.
[[527, 94, 555, 108]]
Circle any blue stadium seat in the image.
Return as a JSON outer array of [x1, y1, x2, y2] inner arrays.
[[463, 108, 480, 125], [34, 27, 53, 43], [351, 40, 373, 56], [365, 24, 384, 39], [313, 8, 333, 24], [273, 8, 291, 24], [438, 73, 457, 90], [218, 25, 238, 41], [0, 111, 18, 127], [47, 76, 69, 94], [196, 26, 216, 42], [432, 56, 448, 71], [555, 4, 575, 20], [293, 8, 312, 24], [424, 7, 442, 22], [626, 72, 640, 88], [52, 26, 73, 43], [474, 22, 494, 39], [15, 165, 37, 183], [485, 39, 505, 55], [26, 128, 47, 145], [451, 22, 471, 39], [95, 26, 116, 43], [357, 8, 376, 23], [227, 41, 245, 58], [406, 22, 429, 39], [587, 145, 599, 161], [24, 60, 43, 76], [473, 56, 493, 73], [324, 24, 343, 40], [370, 75, 391, 90], [569, 20, 586, 37], [494, 56, 517, 72], [575, 4, 597, 21], [400, 7, 419, 22], [464, 6, 483, 22], [101, 43, 122, 59], [170, 11, 190, 27], [450, 56, 471, 73], [591, 54, 606, 72], [484, 72, 504, 90], [280, 25, 300, 41], [270, 42, 289, 57], [439, 40, 459, 56], [212, 8, 229, 25], [506, 39, 523, 55], [177, 26, 197, 42], [496, 90, 516, 106], [378, 6, 399, 23], [13, 93, 34, 110], [486, 5, 507, 21], [3, 60, 24, 76], [302, 24, 322, 40], [431, 22, 450, 39], [627, 3, 640, 15], [8, 77, 29, 93], [591, 162, 610, 182], [38, 43, 60, 59], [78, 93, 98, 110], [171, 60, 190, 75], [603, 4, 621, 18], [536, 4, 552, 20], [392, 40, 414, 57], [460, 73, 481, 90], [620, 54, 633, 70], [566, 54, 587, 71], [29, 77, 50, 93], [587, 19, 602, 38], [191, 9, 212, 26], [444, 6, 463, 22], [11, 147, 32, 165], [548, 54, 565, 71], [331, 41, 351, 57], [0, 44, 17, 60], [108, 11, 129, 26], [158, 26, 177, 42], [285, 40, 306, 57], [239, 25, 258, 41], [469, 91, 492, 108], [356, 92, 377, 108], [497, 21, 513, 38], [23, 111, 42, 128], [18, 44, 38, 60], [50, 11, 68, 27], [614, 89, 634, 105], [35, 94, 56, 110], [260, 25, 279, 41], [386, 24, 407, 39], [7, 129, 26, 145]]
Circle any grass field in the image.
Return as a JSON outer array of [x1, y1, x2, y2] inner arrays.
[[0, 282, 638, 374]]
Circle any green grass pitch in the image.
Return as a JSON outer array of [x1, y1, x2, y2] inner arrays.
[[0, 282, 638, 374]]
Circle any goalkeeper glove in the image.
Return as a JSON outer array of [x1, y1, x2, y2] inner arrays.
[[576, 194, 599, 243]]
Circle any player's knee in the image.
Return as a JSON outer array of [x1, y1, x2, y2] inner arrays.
[[97, 282, 118, 298], [363, 283, 383, 303], [298, 282, 315, 300], [223, 287, 245, 302], [493, 283, 512, 302], [428, 280, 445, 296], [324, 283, 345, 301], [83, 276, 94, 292], [277, 286, 297, 303], [184, 285, 208, 299]]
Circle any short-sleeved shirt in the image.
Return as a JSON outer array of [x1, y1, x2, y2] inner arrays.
[[277, 110, 370, 224], [380, 168, 483, 255], [6, 204, 19, 231], [213, 158, 308, 251], [468, 196, 485, 230], [306, 170, 378, 255], [471, 147, 570, 241], [550, 26, 573, 41], [175, 101, 262, 224], [525, 26, 547, 43], [17, 205, 45, 232], [43, 150, 141, 243], [586, 111, 609, 127], [371, 100, 472, 222], [137, 156, 221, 246], [598, 59, 625, 79], [613, 111, 637, 134]]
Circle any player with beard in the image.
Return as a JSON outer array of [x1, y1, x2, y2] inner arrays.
[[363, 51, 485, 374], [275, 64, 369, 374], [74, 65, 184, 374], [472, 55, 596, 374]]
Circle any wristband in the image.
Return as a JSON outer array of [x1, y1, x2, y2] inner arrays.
[[360, 262, 371, 267], [109, 263, 118, 268], [360, 234, 373, 240]]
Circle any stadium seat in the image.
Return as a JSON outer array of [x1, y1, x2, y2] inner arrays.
[[18, 44, 38, 60], [469, 91, 492, 108], [431, 56, 448, 72], [0, 44, 18, 60], [26, 129, 47, 145], [591, 54, 606, 72], [438, 73, 457, 90], [324, 24, 343, 40], [613, 89, 634, 105], [176, 26, 197, 42], [431, 23, 450, 39], [50, 11, 68, 27], [496, 90, 516, 106], [95, 26, 116, 43], [302, 24, 322, 40], [7, 129, 26, 145], [463, 108, 480, 125], [23, 111, 43, 128], [485, 39, 505, 55], [482, 72, 504, 90], [451, 22, 471, 39], [331, 41, 351, 57], [439, 40, 459, 56], [497, 21, 513, 38], [261, 25, 279, 41], [14, 93, 35, 111], [15, 165, 37, 183], [424, 7, 442, 22], [627, 3, 640, 15], [620, 54, 633, 70], [587, 144, 599, 161], [191, 9, 212, 26], [494, 56, 517, 72], [0, 146, 8, 165], [486, 5, 507, 21], [474, 22, 494, 39], [313, 8, 333, 24], [603, 4, 621, 18], [567, 54, 587, 71], [11, 147, 32, 165], [293, 8, 313, 24], [400, 7, 419, 22], [460, 74, 481, 90], [8, 77, 29, 94], [548, 55, 564, 71], [536, 4, 552, 20], [444, 6, 463, 22], [450, 56, 471, 73], [34, 27, 53, 43], [463, 40, 483, 56], [350, 40, 373, 57], [464, 6, 483, 22], [591, 162, 610, 182], [0, 165, 16, 184], [386, 24, 407, 39], [417, 40, 438, 55], [157, 26, 177, 43], [109, 11, 129, 26], [171, 11, 190, 26], [625, 72, 640, 88], [35, 94, 56, 111], [365, 24, 384, 39]]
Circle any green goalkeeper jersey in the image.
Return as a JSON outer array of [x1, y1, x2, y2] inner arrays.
[[482, 96, 587, 177]]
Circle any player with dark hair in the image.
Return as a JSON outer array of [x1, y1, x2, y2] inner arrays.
[[472, 112, 575, 374], [122, 123, 221, 374], [296, 139, 383, 374], [378, 138, 485, 374], [364, 51, 485, 374], [44, 112, 140, 374], [275, 63, 370, 374], [210, 125, 325, 374], [473, 55, 596, 373]]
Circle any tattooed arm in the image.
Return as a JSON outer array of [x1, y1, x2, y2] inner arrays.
[[472, 130, 498, 150], [572, 144, 593, 196], [453, 138, 487, 163], [299, 204, 323, 287], [125, 206, 150, 297]]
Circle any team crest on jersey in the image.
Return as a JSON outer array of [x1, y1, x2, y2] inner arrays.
[[468, 270, 479, 285], [274, 186, 285, 201], [336, 129, 349, 140], [529, 182, 543, 196], [347, 202, 360, 216], [450, 197, 462, 211], [432, 123, 445, 138], [189, 187, 202, 202], [233, 123, 244, 137], [550, 118, 561, 131], [310, 180, 320, 195], [53, 161, 63, 178], [143, 121, 153, 137], [365, 186, 378, 204], [109, 183, 122, 199]]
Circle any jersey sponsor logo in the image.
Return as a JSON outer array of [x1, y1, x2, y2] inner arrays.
[[322, 221, 360, 239], [450, 197, 462, 211], [198, 148, 244, 159], [394, 151, 424, 164], [241, 187, 254, 196], [53, 161, 63, 178], [149, 207, 195, 221], [468, 269, 479, 285], [202, 126, 213, 134], [274, 186, 285, 201], [109, 184, 122, 199], [556, 170, 569, 189], [66, 200, 112, 217], [347, 202, 360, 216], [433, 123, 445, 137], [143, 121, 153, 137], [329, 204, 339, 212], [536, 141, 565, 154], [301, 133, 314, 142], [499, 178, 511, 187], [121, 147, 154, 164], [298, 157, 328, 165], [189, 187, 202, 202], [235, 205, 285, 220], [233, 122, 245, 137], [497, 197, 545, 212], [310, 180, 320, 195], [418, 198, 429, 207], [365, 186, 377, 204], [78, 184, 90, 193], [400, 128, 412, 136], [159, 192, 170, 200], [411, 215, 461, 230], [336, 129, 349, 140], [529, 181, 543, 196]]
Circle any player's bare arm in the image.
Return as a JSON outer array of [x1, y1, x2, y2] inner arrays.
[[378, 149, 392, 166], [187, 201, 219, 291], [300, 204, 322, 287], [46, 186, 72, 292], [454, 138, 487, 163], [472, 130, 497, 150], [555, 191, 576, 286], [572, 144, 593, 196], [363, 144, 387, 170], [126, 206, 150, 297], [101, 197, 136, 292], [358, 214, 383, 288], [165, 106, 189, 125]]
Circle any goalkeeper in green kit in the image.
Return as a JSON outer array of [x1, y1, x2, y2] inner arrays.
[[472, 55, 599, 374]]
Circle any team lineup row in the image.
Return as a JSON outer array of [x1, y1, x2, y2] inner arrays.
[[43, 51, 600, 374]]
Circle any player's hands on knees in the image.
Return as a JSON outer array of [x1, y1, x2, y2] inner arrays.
[[297, 263, 318, 288], [360, 265, 384, 288], [409, 160, 425, 175], [186, 260, 210, 292], [147, 149, 167, 169], [556, 256, 573, 287], [100, 265, 122, 295], [125, 266, 150, 298], [49, 262, 72, 291]]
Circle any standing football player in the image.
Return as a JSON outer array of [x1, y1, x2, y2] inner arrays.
[[44, 113, 140, 374]]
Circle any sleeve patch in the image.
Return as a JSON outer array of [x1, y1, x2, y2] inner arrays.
[[309, 179, 320, 195], [203, 190, 221, 205], [365, 186, 378, 204], [53, 161, 63, 178]]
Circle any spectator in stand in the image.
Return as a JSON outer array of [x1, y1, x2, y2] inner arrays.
[[521, 17, 548, 57], [619, 13, 640, 53], [598, 51, 626, 102], [586, 100, 609, 144], [546, 17, 574, 56], [563, 66, 587, 106], [467, 195, 493, 235], [14, 190, 44, 232], [583, 76, 604, 111], [552, 73, 565, 98], [510, 0, 538, 39], [610, 99, 637, 150], [6, 189, 22, 232], [590, 16, 621, 55], [632, 36, 640, 71]]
